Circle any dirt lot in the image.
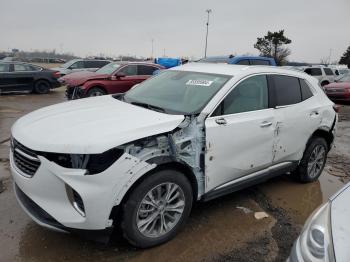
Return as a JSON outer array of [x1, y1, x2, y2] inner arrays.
[[0, 88, 349, 262]]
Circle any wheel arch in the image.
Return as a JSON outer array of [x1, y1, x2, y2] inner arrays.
[[309, 128, 334, 151], [85, 84, 108, 94], [109, 159, 198, 226]]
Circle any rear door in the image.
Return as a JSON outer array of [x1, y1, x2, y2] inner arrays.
[[205, 74, 275, 192], [134, 65, 159, 83], [270, 74, 321, 163], [0, 63, 14, 92]]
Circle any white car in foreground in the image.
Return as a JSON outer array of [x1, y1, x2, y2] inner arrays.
[[10, 63, 337, 247], [288, 182, 350, 262]]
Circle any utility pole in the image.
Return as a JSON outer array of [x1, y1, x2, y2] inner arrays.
[[151, 38, 154, 59], [204, 9, 212, 58]]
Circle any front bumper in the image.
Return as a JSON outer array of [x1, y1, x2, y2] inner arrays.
[[10, 146, 155, 233], [65, 86, 85, 100]]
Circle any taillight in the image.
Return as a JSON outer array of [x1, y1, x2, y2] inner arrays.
[[333, 104, 340, 113], [52, 71, 61, 78]]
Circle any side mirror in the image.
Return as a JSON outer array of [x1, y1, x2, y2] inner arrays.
[[115, 72, 126, 78]]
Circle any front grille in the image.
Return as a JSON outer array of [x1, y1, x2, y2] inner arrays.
[[12, 139, 41, 177]]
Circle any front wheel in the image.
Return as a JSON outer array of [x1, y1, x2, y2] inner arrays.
[[293, 137, 328, 183], [121, 169, 193, 248], [87, 87, 106, 97]]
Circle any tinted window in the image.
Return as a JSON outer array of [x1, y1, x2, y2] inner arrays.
[[273, 75, 301, 106], [214, 75, 268, 115], [300, 79, 313, 100], [236, 59, 250, 65], [69, 61, 84, 69], [250, 59, 270, 65], [14, 64, 33, 72], [0, 63, 10, 72], [119, 65, 137, 76], [138, 65, 158, 75], [85, 60, 109, 68], [324, 68, 334, 76], [304, 68, 322, 76]]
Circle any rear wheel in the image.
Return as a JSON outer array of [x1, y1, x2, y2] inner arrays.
[[293, 137, 328, 182], [87, 87, 106, 97], [121, 169, 193, 248], [34, 80, 51, 94], [321, 81, 329, 87]]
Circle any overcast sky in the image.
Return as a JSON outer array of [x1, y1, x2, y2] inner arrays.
[[1, 0, 349, 62]]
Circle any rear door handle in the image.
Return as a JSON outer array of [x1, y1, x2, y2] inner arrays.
[[260, 121, 272, 128], [215, 118, 227, 125]]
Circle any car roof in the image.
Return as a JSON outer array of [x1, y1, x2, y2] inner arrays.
[[171, 62, 309, 78]]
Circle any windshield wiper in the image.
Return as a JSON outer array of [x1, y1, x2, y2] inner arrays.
[[130, 102, 166, 113]]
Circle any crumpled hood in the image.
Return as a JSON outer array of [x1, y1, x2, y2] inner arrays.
[[12, 95, 184, 154], [60, 71, 109, 86]]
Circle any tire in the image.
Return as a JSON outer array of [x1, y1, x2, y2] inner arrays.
[[34, 80, 51, 94], [121, 169, 193, 248], [87, 87, 106, 97], [293, 137, 328, 183]]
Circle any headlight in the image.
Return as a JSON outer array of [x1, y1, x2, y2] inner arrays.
[[42, 147, 124, 175], [298, 202, 335, 261]]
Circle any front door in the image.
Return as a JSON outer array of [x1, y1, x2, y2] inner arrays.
[[205, 75, 275, 192]]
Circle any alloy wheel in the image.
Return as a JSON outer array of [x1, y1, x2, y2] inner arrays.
[[307, 145, 326, 178], [136, 182, 185, 238]]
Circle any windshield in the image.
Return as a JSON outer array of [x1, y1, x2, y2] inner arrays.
[[60, 59, 78, 68], [124, 70, 231, 115], [338, 74, 350, 82], [95, 62, 122, 74]]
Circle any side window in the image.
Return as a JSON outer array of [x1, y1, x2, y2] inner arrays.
[[324, 68, 334, 76], [119, 65, 137, 76], [250, 59, 270, 65], [236, 59, 250, 65], [96, 61, 109, 67], [14, 64, 32, 72], [300, 79, 313, 100], [138, 65, 158, 75], [69, 61, 84, 69], [305, 68, 322, 76], [213, 75, 269, 116], [84, 61, 98, 68], [273, 75, 301, 106], [0, 63, 10, 72]]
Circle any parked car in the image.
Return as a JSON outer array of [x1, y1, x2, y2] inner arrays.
[[10, 63, 336, 248], [288, 182, 350, 262], [199, 55, 277, 66], [324, 74, 350, 102], [51, 59, 110, 77], [61, 62, 164, 99], [0, 61, 61, 94], [304, 66, 335, 86]]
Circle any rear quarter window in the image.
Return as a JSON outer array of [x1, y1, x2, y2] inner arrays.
[[300, 79, 313, 100], [272, 75, 302, 106]]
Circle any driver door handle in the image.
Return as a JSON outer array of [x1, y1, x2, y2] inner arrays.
[[260, 121, 272, 128], [215, 118, 227, 125]]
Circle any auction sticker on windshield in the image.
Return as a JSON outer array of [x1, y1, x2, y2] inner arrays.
[[186, 79, 214, 87]]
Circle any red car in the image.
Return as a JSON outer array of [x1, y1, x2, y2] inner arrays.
[[60, 62, 163, 99], [324, 74, 350, 102]]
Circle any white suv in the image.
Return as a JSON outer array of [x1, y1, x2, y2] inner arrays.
[[10, 63, 337, 248], [304, 66, 335, 86]]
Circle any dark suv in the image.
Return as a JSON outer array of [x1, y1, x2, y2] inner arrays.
[[61, 62, 164, 99]]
